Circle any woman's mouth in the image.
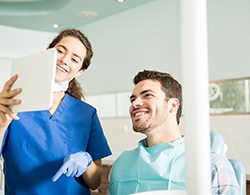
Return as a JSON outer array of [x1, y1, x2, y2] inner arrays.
[[56, 65, 68, 73]]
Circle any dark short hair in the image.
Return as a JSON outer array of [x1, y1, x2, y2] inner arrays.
[[133, 70, 182, 125]]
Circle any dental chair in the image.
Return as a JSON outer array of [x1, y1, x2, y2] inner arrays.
[[210, 131, 226, 156], [210, 131, 246, 195], [228, 159, 246, 195]]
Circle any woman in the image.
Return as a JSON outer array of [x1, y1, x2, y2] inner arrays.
[[0, 28, 111, 194]]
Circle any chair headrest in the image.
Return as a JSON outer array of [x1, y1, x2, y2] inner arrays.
[[210, 131, 225, 156]]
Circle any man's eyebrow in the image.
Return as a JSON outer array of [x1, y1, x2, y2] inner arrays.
[[129, 89, 154, 100], [56, 44, 83, 62], [141, 89, 154, 95]]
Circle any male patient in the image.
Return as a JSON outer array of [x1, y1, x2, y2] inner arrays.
[[109, 70, 240, 195]]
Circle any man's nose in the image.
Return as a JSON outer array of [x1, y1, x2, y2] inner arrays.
[[131, 98, 143, 108]]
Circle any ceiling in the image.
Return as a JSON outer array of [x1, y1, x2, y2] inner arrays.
[[0, 0, 153, 33]]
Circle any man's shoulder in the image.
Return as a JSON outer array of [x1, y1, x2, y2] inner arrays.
[[210, 151, 241, 194], [115, 147, 139, 162], [210, 151, 230, 165], [210, 151, 237, 183]]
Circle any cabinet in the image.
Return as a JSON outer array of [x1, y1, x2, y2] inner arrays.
[[247, 180, 250, 195]]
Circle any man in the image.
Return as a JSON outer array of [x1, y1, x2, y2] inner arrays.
[[109, 70, 240, 195]]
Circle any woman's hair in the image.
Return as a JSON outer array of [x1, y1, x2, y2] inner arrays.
[[133, 70, 183, 125], [48, 28, 93, 100]]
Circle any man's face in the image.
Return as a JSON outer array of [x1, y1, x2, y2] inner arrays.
[[129, 79, 169, 133]]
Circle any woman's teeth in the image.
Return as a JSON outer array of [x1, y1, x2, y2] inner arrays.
[[57, 66, 66, 72]]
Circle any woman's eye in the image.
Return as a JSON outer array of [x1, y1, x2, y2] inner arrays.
[[72, 58, 79, 63], [57, 49, 63, 53]]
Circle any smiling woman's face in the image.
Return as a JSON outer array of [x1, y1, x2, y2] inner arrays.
[[54, 36, 87, 82]]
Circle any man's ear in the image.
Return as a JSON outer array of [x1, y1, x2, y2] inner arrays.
[[168, 98, 180, 113]]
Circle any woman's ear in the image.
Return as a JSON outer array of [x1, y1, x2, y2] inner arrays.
[[75, 69, 86, 78]]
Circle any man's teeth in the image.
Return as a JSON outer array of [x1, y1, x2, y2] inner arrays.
[[135, 112, 145, 117]]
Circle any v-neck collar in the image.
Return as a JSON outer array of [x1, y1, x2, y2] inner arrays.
[[45, 93, 71, 120]]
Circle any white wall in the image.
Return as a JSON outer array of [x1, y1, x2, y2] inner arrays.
[[0, 25, 56, 58], [79, 0, 250, 96], [78, 0, 181, 96], [101, 117, 145, 163], [0, 25, 56, 89], [207, 0, 250, 80]]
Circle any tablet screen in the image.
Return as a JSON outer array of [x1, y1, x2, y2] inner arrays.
[[10, 48, 57, 112]]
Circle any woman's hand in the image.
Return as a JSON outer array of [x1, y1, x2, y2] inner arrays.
[[0, 74, 22, 129]]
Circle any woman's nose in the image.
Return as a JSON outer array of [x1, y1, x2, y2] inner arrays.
[[59, 54, 70, 65]]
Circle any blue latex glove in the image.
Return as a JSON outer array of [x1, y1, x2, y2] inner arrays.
[[52, 151, 92, 182]]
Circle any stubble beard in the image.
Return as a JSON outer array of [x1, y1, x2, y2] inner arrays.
[[132, 118, 151, 133], [132, 110, 167, 134]]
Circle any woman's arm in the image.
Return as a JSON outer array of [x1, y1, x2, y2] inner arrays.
[[83, 159, 102, 190]]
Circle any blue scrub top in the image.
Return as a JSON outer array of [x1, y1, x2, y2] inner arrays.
[[2, 94, 111, 195]]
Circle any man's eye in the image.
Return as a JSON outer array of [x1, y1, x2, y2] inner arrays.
[[145, 94, 153, 97], [130, 98, 135, 103]]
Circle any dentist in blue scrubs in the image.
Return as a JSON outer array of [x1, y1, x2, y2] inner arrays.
[[0, 28, 111, 195]]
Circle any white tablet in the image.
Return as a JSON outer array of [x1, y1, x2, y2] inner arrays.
[[10, 48, 57, 112]]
